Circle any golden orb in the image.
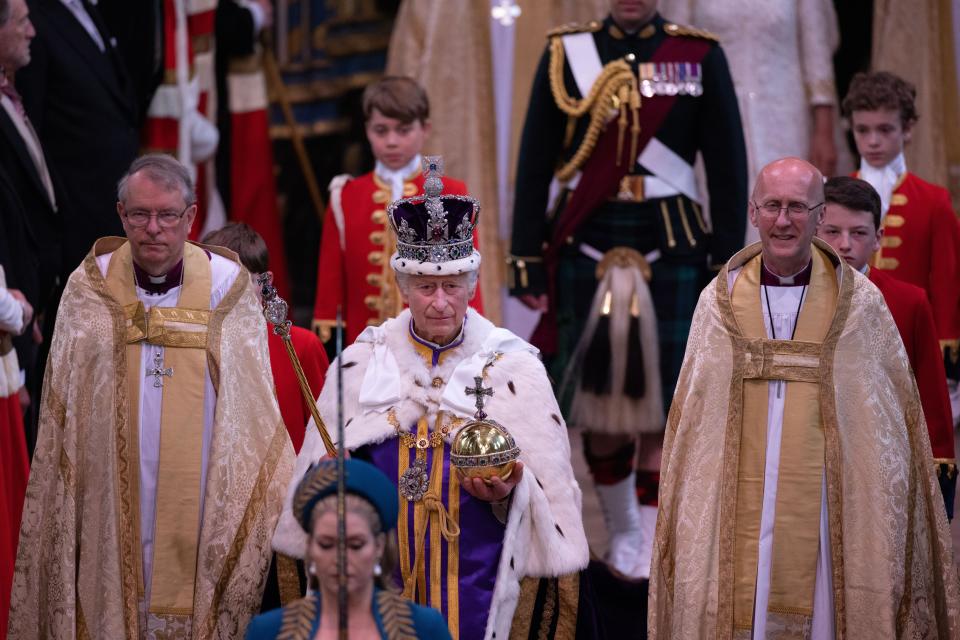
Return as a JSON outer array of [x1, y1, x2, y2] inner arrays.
[[450, 419, 520, 482]]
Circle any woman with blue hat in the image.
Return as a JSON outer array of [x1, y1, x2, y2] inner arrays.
[[246, 458, 451, 639]]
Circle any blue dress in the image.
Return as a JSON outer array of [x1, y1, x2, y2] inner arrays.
[[245, 588, 453, 640]]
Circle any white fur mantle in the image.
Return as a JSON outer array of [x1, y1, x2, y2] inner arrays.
[[272, 309, 589, 639]]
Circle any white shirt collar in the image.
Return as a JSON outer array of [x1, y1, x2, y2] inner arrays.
[[374, 154, 422, 202], [859, 152, 906, 219]]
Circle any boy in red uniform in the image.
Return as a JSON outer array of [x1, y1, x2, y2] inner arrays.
[[842, 71, 960, 418], [312, 76, 480, 347], [203, 223, 328, 453], [818, 176, 955, 518]]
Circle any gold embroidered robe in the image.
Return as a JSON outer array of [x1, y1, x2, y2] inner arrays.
[[9, 238, 295, 639], [649, 240, 960, 639]]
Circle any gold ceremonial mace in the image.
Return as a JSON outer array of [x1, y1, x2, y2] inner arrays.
[[257, 273, 337, 456]]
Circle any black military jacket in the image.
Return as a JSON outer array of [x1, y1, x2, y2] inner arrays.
[[509, 13, 747, 294]]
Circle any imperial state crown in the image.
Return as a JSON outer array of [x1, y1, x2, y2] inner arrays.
[[387, 156, 482, 276]]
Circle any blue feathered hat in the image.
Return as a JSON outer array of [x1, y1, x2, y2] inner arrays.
[[292, 458, 399, 533]]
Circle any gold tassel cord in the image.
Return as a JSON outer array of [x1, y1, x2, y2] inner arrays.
[[402, 443, 461, 601], [548, 36, 641, 182], [629, 87, 641, 165], [616, 85, 629, 163]]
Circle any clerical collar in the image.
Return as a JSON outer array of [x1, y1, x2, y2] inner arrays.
[[133, 259, 184, 295], [760, 259, 812, 286], [408, 317, 466, 368], [375, 154, 422, 202]]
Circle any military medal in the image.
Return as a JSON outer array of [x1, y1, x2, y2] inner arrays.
[[687, 63, 703, 96], [676, 63, 686, 95], [639, 63, 655, 98], [664, 62, 679, 96], [653, 63, 665, 95], [636, 61, 703, 98]]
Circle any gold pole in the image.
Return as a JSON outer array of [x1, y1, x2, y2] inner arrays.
[[258, 274, 337, 456], [281, 336, 336, 456]]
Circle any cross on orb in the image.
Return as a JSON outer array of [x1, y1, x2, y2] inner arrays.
[[465, 376, 494, 420]]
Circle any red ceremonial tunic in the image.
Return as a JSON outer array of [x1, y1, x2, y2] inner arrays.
[[268, 325, 329, 453], [0, 342, 28, 639], [860, 171, 960, 351], [312, 171, 482, 346], [869, 268, 955, 463]]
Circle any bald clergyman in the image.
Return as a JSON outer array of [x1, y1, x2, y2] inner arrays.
[[649, 158, 960, 638]]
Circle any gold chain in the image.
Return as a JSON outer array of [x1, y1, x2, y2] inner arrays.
[[548, 37, 640, 182], [388, 408, 465, 450]]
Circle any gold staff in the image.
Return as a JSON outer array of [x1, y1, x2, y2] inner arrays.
[[257, 273, 337, 456]]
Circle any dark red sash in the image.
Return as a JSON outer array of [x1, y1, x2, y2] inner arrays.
[[532, 36, 712, 354]]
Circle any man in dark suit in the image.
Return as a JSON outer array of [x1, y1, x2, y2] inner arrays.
[[0, 0, 60, 446], [16, 0, 139, 281], [0, 0, 54, 311], [97, 0, 163, 123]]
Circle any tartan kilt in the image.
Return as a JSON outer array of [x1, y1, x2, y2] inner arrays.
[[546, 197, 709, 418]]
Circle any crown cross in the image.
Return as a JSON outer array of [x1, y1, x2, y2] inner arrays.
[[465, 376, 494, 420], [422, 155, 445, 196], [422, 156, 449, 242]]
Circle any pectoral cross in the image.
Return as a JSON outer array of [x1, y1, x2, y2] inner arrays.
[[147, 350, 173, 388], [465, 376, 494, 420]]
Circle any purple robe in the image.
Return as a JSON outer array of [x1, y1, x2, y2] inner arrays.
[[356, 324, 506, 640]]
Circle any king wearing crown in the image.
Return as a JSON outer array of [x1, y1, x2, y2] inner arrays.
[[274, 158, 593, 640]]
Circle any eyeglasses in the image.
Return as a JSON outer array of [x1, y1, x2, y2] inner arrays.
[[123, 204, 191, 228], [752, 200, 823, 219]]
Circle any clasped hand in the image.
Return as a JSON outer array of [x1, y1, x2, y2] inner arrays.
[[459, 460, 525, 502]]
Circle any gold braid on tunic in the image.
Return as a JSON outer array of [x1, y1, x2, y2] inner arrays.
[[548, 35, 641, 182]]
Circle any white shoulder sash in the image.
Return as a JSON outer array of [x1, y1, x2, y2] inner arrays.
[[638, 138, 701, 203], [561, 32, 603, 99]]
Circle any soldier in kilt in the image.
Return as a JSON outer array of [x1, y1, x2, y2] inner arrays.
[[509, 0, 746, 579]]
